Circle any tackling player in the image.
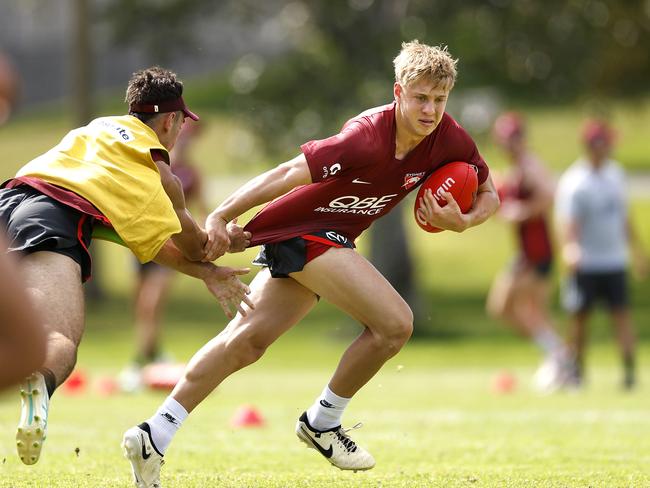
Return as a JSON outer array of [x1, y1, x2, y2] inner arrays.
[[0, 67, 252, 466], [123, 41, 499, 487]]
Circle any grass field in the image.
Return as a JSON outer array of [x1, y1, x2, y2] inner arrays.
[[1, 324, 649, 488]]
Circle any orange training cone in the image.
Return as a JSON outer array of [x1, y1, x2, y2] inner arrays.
[[492, 370, 517, 394], [230, 405, 265, 428], [61, 369, 88, 395]]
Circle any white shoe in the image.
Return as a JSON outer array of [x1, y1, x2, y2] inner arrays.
[[533, 354, 572, 393], [118, 364, 144, 393], [16, 373, 49, 465], [295, 412, 375, 471], [122, 424, 164, 488]]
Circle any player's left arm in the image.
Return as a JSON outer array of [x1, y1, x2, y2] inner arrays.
[[463, 174, 501, 229], [203, 154, 312, 261], [627, 217, 649, 279], [155, 159, 208, 261], [420, 173, 500, 233], [152, 239, 254, 318]]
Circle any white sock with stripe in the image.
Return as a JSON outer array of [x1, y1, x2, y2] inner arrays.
[[145, 396, 188, 454], [306, 385, 351, 431]]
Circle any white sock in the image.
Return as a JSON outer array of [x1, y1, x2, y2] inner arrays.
[[306, 385, 351, 431], [533, 328, 565, 357], [145, 396, 188, 454]]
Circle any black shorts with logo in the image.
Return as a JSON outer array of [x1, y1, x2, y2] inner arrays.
[[0, 186, 94, 282], [253, 230, 354, 278], [562, 269, 628, 313]]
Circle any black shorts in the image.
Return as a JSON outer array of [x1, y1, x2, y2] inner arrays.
[[135, 259, 167, 276], [562, 270, 628, 313], [0, 186, 94, 282], [513, 255, 553, 278], [253, 230, 354, 278]]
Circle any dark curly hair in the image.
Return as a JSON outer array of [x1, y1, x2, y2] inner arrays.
[[125, 66, 184, 123]]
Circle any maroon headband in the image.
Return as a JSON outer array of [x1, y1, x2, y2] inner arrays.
[[129, 96, 199, 121]]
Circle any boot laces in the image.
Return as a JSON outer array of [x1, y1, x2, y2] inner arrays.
[[336, 422, 363, 453]]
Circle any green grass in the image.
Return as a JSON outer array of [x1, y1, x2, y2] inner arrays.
[[1, 294, 649, 488]]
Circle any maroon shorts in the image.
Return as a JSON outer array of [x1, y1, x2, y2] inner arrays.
[[253, 230, 354, 278]]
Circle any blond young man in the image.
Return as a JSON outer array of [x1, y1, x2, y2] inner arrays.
[[0, 67, 252, 466], [123, 42, 499, 487]]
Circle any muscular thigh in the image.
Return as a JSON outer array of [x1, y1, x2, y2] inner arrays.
[[20, 251, 85, 343], [222, 267, 318, 346], [289, 247, 412, 332]]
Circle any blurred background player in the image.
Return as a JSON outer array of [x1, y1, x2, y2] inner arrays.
[[0, 50, 19, 126], [486, 112, 570, 391], [556, 119, 648, 389], [0, 231, 46, 391], [119, 121, 209, 392]]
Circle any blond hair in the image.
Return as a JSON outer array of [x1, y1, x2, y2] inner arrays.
[[393, 40, 458, 89]]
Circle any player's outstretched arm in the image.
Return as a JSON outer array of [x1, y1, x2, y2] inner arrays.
[[203, 153, 312, 261], [155, 159, 208, 262], [153, 239, 254, 318], [418, 174, 500, 232], [559, 217, 581, 273], [627, 218, 649, 279]]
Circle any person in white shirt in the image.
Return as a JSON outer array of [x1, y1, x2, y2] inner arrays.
[[555, 119, 648, 389]]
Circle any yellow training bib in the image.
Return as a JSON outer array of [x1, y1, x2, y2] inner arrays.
[[17, 115, 181, 262]]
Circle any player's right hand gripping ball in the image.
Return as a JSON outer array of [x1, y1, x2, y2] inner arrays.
[[414, 161, 478, 233]]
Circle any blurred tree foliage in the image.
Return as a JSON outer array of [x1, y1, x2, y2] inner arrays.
[[100, 0, 219, 62], [101, 0, 650, 153], [228, 0, 650, 155]]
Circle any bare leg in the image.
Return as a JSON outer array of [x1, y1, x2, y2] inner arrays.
[[486, 268, 525, 333], [134, 268, 173, 362], [611, 308, 635, 387], [569, 310, 590, 383], [14, 251, 84, 465], [20, 252, 85, 387], [136, 249, 410, 474], [172, 268, 318, 412], [488, 267, 557, 339], [0, 246, 45, 391], [290, 248, 413, 397]]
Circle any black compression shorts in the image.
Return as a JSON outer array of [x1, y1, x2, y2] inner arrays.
[[0, 186, 94, 282]]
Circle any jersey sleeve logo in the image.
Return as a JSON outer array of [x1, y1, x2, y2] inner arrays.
[[321, 162, 342, 180]]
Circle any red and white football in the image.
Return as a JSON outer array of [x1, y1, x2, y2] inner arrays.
[[414, 161, 478, 233]]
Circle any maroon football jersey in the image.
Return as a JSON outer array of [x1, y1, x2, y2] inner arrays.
[[244, 102, 490, 246]]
